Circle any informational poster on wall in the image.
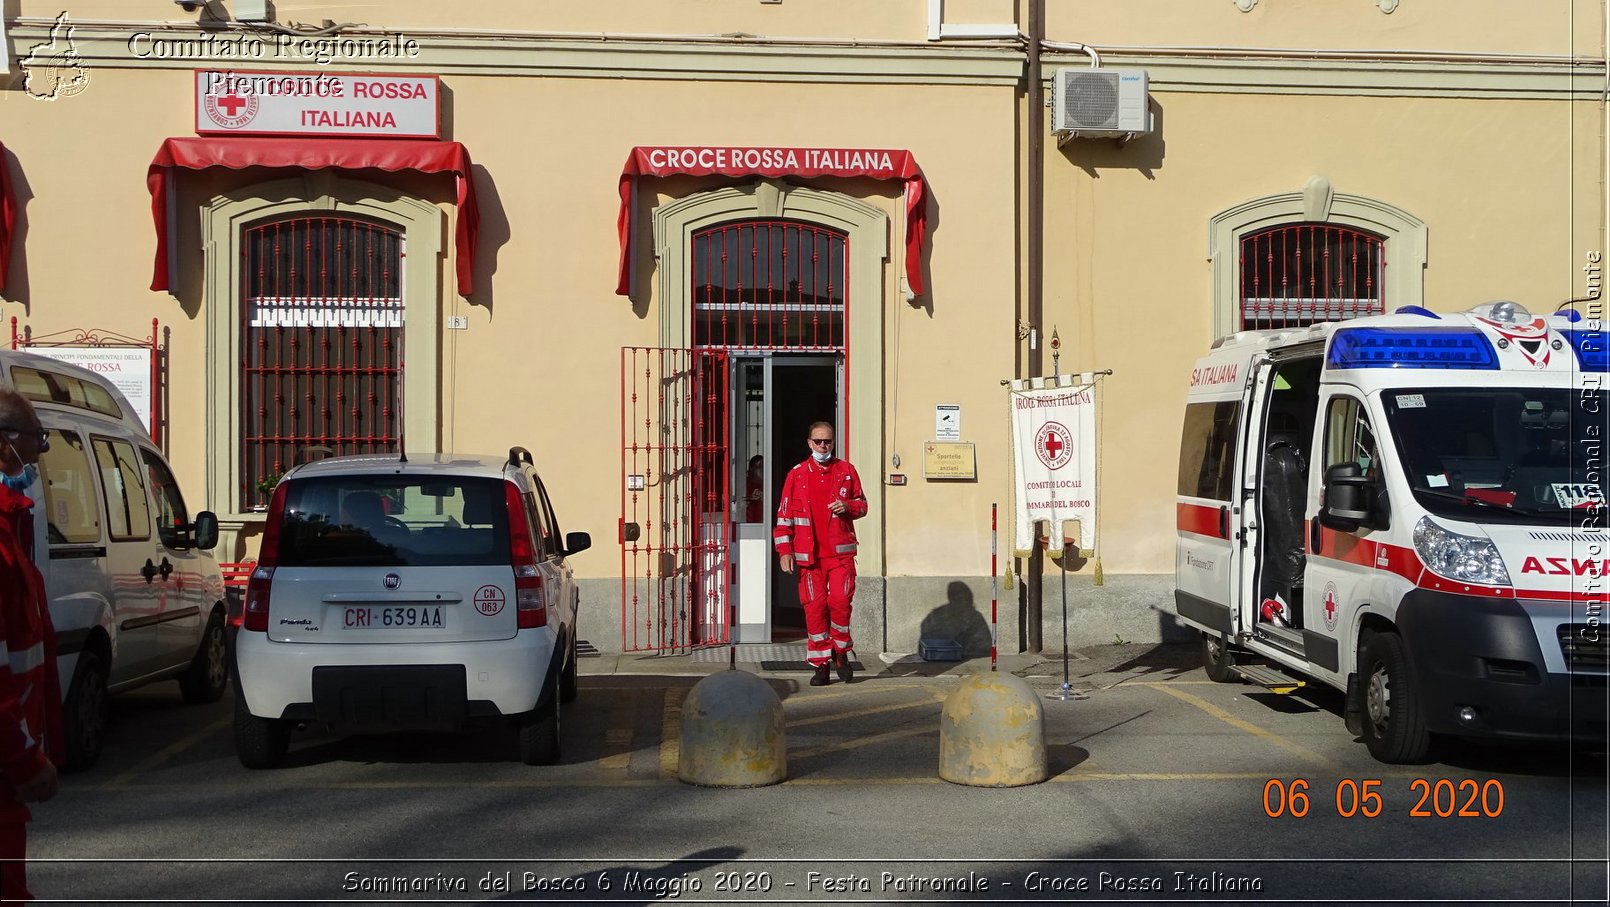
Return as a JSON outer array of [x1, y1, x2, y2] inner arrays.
[[1009, 375, 1098, 555], [28, 347, 154, 432]]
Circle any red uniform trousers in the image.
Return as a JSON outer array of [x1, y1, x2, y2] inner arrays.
[[798, 555, 855, 666], [0, 820, 28, 903]]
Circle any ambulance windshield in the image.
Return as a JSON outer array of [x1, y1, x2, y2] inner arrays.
[[1383, 387, 1605, 525]]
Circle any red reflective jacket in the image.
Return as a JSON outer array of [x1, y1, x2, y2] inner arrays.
[[0, 485, 61, 821], [773, 457, 867, 567]]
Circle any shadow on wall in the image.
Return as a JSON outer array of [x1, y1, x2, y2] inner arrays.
[[919, 581, 992, 658]]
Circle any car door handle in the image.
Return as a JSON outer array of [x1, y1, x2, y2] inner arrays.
[[158, 557, 173, 580], [1310, 518, 1323, 555], [141, 559, 158, 584]]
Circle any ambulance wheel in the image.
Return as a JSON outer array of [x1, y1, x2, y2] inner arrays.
[[179, 611, 229, 704], [1202, 633, 1239, 683], [1358, 629, 1430, 764], [63, 650, 109, 773]]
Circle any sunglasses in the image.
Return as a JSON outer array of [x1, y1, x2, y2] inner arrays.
[[809, 438, 835, 447], [0, 426, 48, 452]]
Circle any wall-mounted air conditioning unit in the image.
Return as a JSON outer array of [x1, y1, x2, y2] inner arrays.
[[1051, 68, 1152, 141]]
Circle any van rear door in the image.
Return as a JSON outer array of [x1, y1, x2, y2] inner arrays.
[[1176, 350, 1257, 639], [266, 475, 519, 644]]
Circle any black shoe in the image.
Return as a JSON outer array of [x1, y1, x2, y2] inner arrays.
[[810, 663, 832, 686], [835, 650, 854, 684]]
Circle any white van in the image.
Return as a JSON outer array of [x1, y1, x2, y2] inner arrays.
[[1, 350, 227, 770], [1176, 302, 1607, 763]]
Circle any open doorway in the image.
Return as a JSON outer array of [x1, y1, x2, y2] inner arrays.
[[730, 355, 840, 642]]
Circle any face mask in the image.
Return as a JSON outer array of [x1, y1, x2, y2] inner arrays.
[[811, 450, 832, 464], [2, 463, 38, 493]]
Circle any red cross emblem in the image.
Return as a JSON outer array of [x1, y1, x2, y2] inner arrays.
[[1323, 584, 1338, 631], [1034, 421, 1073, 470], [203, 90, 259, 130], [1475, 316, 1552, 369]]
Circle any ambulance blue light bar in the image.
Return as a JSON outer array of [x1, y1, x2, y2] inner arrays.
[[1327, 327, 1498, 370], [1564, 329, 1610, 371]]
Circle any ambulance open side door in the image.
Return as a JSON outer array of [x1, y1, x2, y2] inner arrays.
[[1234, 354, 1279, 640]]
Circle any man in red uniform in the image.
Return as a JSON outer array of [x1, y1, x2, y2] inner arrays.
[[0, 389, 63, 903], [774, 421, 867, 686]]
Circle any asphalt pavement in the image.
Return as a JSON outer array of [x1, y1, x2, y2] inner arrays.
[[22, 640, 1609, 905]]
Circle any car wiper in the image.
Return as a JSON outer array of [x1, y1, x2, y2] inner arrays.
[[1414, 487, 1541, 517]]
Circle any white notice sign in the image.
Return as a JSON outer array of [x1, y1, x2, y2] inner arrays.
[[935, 403, 961, 441], [195, 70, 440, 139], [28, 347, 154, 432]]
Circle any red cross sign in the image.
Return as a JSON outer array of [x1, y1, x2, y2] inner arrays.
[[1034, 421, 1073, 470]]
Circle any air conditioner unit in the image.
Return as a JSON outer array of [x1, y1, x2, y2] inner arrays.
[[233, 0, 273, 22], [1051, 67, 1152, 140]]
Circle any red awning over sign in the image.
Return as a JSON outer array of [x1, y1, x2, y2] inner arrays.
[[0, 143, 15, 291], [147, 136, 480, 296], [616, 146, 928, 297]]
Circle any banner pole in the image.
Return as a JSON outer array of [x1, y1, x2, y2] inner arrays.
[[990, 503, 998, 672], [1061, 541, 1069, 687]]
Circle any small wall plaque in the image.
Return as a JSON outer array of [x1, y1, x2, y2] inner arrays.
[[923, 442, 976, 480]]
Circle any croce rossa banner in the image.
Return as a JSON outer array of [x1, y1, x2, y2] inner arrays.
[[1010, 376, 1099, 556]]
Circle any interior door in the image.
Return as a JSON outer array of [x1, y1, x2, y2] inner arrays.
[[765, 356, 841, 641]]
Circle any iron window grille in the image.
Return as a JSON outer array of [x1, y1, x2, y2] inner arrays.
[[241, 215, 403, 510], [692, 220, 848, 352], [1240, 223, 1385, 330]]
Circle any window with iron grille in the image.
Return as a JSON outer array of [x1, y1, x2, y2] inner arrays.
[[692, 220, 847, 351], [241, 215, 403, 510], [1240, 223, 1385, 330]]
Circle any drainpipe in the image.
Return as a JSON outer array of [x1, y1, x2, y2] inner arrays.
[[1025, 0, 1045, 654]]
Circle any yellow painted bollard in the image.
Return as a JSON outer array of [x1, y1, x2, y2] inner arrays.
[[939, 673, 1048, 787], [678, 670, 787, 788]]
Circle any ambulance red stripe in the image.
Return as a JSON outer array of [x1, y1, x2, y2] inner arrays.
[[1176, 502, 1225, 539]]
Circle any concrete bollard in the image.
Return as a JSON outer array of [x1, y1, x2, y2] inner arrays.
[[938, 673, 1048, 787], [678, 670, 787, 788]]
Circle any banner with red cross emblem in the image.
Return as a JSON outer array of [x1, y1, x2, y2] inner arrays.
[[1009, 374, 1099, 556]]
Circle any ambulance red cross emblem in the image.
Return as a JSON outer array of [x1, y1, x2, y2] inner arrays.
[[1035, 421, 1073, 470], [1322, 583, 1339, 631]]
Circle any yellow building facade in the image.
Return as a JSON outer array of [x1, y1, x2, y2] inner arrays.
[[1, 0, 1604, 655]]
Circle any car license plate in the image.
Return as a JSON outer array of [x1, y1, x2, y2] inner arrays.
[[342, 606, 446, 629]]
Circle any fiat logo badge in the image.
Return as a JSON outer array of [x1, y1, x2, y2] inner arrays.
[[383, 573, 402, 590]]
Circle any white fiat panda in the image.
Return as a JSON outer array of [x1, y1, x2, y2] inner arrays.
[[232, 449, 589, 768]]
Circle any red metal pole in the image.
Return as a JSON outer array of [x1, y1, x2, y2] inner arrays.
[[991, 502, 998, 672], [150, 318, 160, 444], [9, 316, 16, 350]]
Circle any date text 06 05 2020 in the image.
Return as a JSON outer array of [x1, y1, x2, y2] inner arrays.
[[1262, 778, 1504, 819]]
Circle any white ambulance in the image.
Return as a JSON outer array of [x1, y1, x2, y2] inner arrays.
[[1176, 301, 1607, 763]]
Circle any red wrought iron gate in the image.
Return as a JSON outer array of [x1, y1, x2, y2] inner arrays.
[[619, 347, 731, 653]]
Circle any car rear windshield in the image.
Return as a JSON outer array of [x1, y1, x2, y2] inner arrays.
[[276, 475, 512, 567]]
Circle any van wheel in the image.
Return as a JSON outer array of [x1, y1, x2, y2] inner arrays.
[[179, 612, 229, 704], [517, 695, 561, 766], [1358, 629, 1430, 764], [233, 687, 290, 769], [1202, 633, 1239, 683], [559, 636, 578, 704], [62, 650, 109, 773]]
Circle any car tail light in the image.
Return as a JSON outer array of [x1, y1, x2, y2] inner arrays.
[[505, 481, 547, 629], [243, 483, 289, 633]]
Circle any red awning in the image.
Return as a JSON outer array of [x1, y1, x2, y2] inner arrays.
[[0, 143, 15, 291], [616, 146, 928, 297], [147, 137, 480, 296]]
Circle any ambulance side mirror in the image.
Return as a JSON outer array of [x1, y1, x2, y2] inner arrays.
[[1320, 462, 1373, 532]]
